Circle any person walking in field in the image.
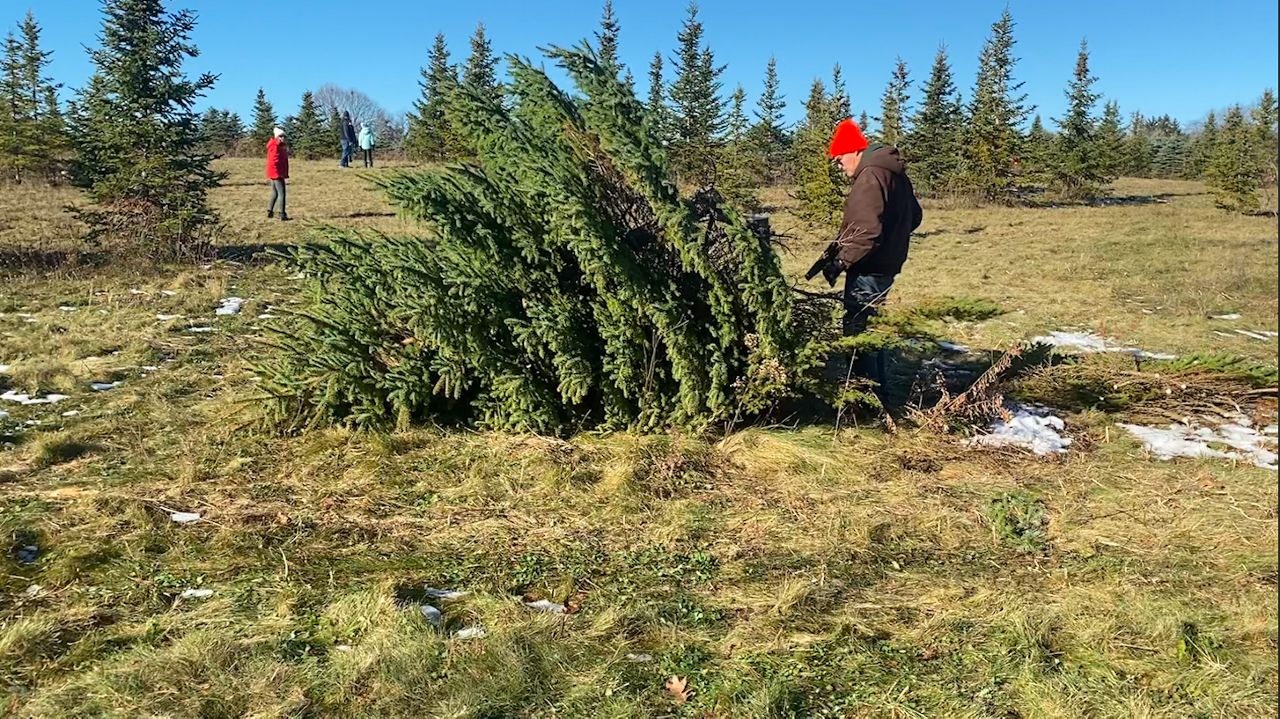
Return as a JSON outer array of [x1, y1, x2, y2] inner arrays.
[[807, 117, 923, 391], [339, 110, 358, 168], [266, 126, 290, 221], [358, 122, 375, 168]]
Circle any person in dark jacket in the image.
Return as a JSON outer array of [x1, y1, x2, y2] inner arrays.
[[266, 126, 290, 221], [339, 111, 358, 168], [807, 117, 923, 389]]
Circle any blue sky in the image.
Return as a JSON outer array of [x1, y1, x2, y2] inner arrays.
[[3, 0, 1276, 130]]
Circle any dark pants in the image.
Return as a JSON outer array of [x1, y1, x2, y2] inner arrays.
[[340, 143, 353, 167], [268, 179, 287, 217], [362, 149, 373, 168], [843, 273, 896, 387]]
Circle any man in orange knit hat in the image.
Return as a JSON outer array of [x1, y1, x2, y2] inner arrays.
[[807, 117, 923, 393]]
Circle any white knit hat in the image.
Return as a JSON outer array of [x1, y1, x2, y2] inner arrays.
[[273, 126, 285, 138]]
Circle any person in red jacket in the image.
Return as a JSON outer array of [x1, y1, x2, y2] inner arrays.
[[266, 126, 290, 221]]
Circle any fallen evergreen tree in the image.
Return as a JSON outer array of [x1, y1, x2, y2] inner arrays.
[[259, 46, 838, 434]]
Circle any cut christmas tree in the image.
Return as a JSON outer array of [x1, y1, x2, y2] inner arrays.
[[259, 45, 837, 434]]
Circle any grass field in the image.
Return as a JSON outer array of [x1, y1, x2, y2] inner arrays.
[[0, 159, 1276, 717]]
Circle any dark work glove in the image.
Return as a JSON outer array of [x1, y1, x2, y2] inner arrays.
[[821, 258, 846, 287]]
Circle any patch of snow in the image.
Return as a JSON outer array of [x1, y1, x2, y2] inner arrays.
[[938, 341, 971, 354], [425, 587, 468, 600], [967, 403, 1072, 456], [257, 314, 278, 319], [453, 626, 487, 640], [1234, 329, 1273, 341], [58, 306, 77, 312], [141, 365, 159, 371], [128, 289, 144, 295], [523, 599, 567, 614], [156, 314, 182, 321], [169, 511, 201, 524], [1211, 313, 1242, 320], [0, 409, 7, 420], [1120, 420, 1278, 471], [1213, 331, 1235, 338], [626, 653, 654, 663], [186, 326, 214, 333], [179, 588, 214, 599], [288, 272, 306, 280], [0, 364, 9, 373], [1, 390, 69, 405], [160, 290, 177, 296], [1031, 330, 1176, 361], [215, 297, 245, 316], [90, 381, 122, 391], [23, 318, 37, 323], [61, 410, 80, 417], [23, 584, 42, 597]]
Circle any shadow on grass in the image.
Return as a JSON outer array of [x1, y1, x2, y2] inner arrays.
[[0, 247, 107, 275], [214, 242, 297, 263], [332, 211, 397, 219], [0, 241, 298, 275]]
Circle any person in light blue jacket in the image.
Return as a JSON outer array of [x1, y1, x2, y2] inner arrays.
[[358, 122, 376, 168]]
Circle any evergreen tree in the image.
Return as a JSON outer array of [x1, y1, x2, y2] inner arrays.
[[462, 22, 501, 104], [198, 108, 243, 156], [792, 78, 843, 223], [668, 2, 725, 184], [1020, 114, 1055, 186], [907, 45, 963, 193], [1095, 100, 1125, 180], [595, 0, 621, 71], [644, 51, 672, 146], [284, 91, 329, 160], [748, 56, 787, 184], [831, 63, 850, 121], [69, 0, 224, 258], [1150, 134, 1188, 179], [717, 84, 758, 207], [1251, 88, 1277, 208], [20, 12, 62, 176], [0, 31, 28, 182], [1051, 39, 1104, 199], [1123, 111, 1154, 177], [1145, 114, 1182, 136], [406, 33, 459, 161], [1207, 104, 1260, 212], [39, 85, 65, 166], [876, 57, 910, 147], [262, 46, 817, 433], [0, 12, 63, 183], [858, 110, 871, 137], [960, 9, 1030, 198], [1185, 110, 1217, 179], [249, 88, 276, 149]]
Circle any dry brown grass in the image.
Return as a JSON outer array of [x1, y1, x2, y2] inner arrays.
[[0, 164, 1274, 717]]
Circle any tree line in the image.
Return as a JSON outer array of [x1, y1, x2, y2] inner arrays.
[[0, 0, 1273, 259], [397, 3, 1278, 215]]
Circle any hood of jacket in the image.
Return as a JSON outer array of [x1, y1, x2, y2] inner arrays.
[[853, 144, 906, 180]]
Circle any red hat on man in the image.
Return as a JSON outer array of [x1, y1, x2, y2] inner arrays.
[[828, 118, 869, 158]]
